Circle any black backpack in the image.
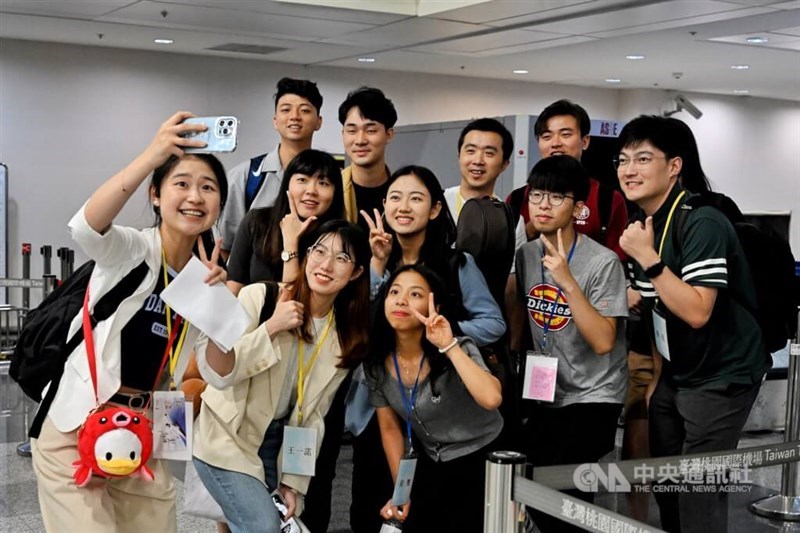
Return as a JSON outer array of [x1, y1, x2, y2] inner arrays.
[[456, 196, 516, 307], [673, 193, 798, 352], [10, 261, 148, 402]]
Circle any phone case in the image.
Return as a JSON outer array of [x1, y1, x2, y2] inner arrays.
[[182, 116, 239, 153]]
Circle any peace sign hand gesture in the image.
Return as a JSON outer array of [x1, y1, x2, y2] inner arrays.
[[280, 191, 317, 251], [540, 229, 577, 292], [411, 292, 455, 353], [197, 236, 227, 286], [361, 208, 393, 265]]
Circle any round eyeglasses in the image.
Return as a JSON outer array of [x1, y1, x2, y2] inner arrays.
[[528, 190, 574, 207], [307, 244, 354, 267]]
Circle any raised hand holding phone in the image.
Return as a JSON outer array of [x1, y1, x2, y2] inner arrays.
[[181, 116, 239, 154]]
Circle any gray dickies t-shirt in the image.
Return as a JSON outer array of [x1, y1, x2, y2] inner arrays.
[[515, 236, 628, 407], [366, 338, 503, 462]]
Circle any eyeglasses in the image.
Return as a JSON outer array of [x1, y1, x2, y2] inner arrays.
[[528, 190, 574, 207], [613, 154, 668, 170], [307, 244, 354, 267]]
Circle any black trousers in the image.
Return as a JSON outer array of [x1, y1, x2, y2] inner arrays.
[[401, 443, 494, 533], [349, 414, 394, 533], [649, 377, 761, 533], [522, 401, 623, 533], [301, 374, 350, 533]]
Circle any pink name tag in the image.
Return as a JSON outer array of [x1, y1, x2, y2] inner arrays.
[[522, 354, 558, 402]]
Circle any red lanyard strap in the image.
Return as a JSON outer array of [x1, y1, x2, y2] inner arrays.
[[82, 285, 184, 407]]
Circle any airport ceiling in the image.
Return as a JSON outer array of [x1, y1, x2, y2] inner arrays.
[[0, 0, 798, 101]]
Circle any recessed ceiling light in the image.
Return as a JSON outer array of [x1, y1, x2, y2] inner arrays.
[[154, 38, 174, 44], [513, 69, 529, 74], [730, 64, 750, 70], [734, 89, 750, 94], [746, 36, 768, 44], [605, 78, 622, 83], [626, 54, 645, 60], [357, 57, 375, 63]]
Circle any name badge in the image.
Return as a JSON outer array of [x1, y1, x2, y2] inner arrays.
[[281, 426, 317, 476], [522, 352, 558, 402], [391, 454, 418, 505], [652, 309, 671, 361], [152, 390, 192, 461]]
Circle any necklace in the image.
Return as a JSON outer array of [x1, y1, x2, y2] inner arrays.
[[397, 353, 422, 382]]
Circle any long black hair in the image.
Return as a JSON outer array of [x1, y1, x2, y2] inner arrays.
[[251, 149, 345, 264], [365, 264, 456, 393], [384, 165, 464, 277]]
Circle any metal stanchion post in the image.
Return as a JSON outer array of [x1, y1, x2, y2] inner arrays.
[[57, 246, 70, 280], [484, 451, 526, 533], [40, 245, 52, 276], [67, 249, 74, 277], [750, 306, 800, 520], [21, 243, 31, 310]]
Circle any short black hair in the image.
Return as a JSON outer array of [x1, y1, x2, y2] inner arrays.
[[457, 118, 514, 163], [338, 87, 398, 129], [534, 100, 591, 138], [274, 77, 323, 114], [527, 155, 590, 202], [617, 115, 681, 160]]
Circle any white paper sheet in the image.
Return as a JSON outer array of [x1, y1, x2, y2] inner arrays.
[[160, 257, 250, 351]]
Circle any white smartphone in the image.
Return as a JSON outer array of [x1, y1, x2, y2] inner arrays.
[[181, 116, 239, 153]]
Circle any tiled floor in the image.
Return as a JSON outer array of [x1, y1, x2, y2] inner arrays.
[[2, 381, 799, 532]]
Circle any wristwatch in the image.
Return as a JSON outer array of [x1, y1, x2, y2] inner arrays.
[[644, 260, 666, 279], [280, 250, 298, 262]]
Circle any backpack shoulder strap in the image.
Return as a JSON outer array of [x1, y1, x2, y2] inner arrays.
[[92, 261, 149, 321], [64, 261, 149, 355], [507, 186, 527, 223], [671, 194, 712, 254], [245, 153, 270, 211], [597, 183, 614, 241], [258, 281, 281, 324]]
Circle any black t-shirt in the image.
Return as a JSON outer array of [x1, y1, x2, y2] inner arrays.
[[121, 265, 182, 391], [353, 180, 389, 235], [227, 207, 283, 285]]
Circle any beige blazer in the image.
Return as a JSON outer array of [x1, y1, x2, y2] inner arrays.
[[193, 283, 349, 501]]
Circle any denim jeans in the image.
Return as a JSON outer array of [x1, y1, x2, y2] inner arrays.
[[193, 418, 285, 533]]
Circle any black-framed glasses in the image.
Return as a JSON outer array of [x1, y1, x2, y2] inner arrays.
[[528, 190, 574, 207], [307, 244, 354, 267]]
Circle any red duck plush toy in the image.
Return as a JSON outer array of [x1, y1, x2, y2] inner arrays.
[[73, 406, 154, 487]]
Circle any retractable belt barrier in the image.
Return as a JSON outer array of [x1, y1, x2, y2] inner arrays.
[[486, 441, 800, 533], [531, 439, 800, 491], [514, 476, 663, 533]]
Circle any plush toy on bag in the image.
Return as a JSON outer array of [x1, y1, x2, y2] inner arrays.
[[72, 406, 155, 487]]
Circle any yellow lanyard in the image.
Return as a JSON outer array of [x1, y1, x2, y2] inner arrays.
[[161, 249, 189, 386], [455, 188, 498, 217], [296, 311, 334, 425], [654, 191, 686, 306]]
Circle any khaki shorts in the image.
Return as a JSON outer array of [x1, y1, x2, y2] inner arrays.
[[624, 351, 655, 420]]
